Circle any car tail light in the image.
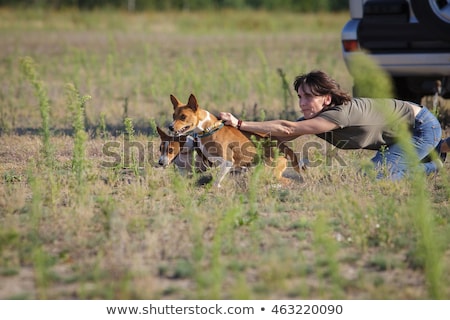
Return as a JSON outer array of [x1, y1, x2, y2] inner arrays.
[[342, 40, 359, 52]]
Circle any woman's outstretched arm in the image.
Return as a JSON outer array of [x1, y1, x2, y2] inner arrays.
[[219, 112, 338, 137]]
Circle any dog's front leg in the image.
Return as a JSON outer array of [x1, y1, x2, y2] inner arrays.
[[174, 152, 193, 175], [211, 157, 233, 188]]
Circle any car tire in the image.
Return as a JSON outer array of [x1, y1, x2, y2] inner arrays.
[[411, 0, 450, 40]]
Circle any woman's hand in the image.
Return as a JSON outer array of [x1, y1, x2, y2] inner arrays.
[[219, 112, 239, 128]]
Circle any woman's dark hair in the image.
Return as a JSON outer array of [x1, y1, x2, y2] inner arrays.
[[293, 70, 352, 106]]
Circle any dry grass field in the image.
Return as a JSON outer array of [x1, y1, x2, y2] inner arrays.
[[0, 8, 449, 300]]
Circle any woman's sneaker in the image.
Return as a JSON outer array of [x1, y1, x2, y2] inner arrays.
[[437, 139, 447, 163], [421, 140, 447, 164]]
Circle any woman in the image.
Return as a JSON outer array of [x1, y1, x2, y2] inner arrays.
[[219, 70, 446, 180]]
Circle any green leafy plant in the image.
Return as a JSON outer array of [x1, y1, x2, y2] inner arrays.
[[20, 56, 53, 168]]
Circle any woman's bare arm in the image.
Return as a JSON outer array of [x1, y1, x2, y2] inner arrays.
[[219, 112, 339, 137]]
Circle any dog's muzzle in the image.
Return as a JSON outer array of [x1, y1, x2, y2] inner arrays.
[[169, 123, 192, 136], [158, 156, 169, 168]]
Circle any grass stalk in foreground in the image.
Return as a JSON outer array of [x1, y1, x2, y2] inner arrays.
[[66, 83, 92, 188], [123, 117, 140, 176], [312, 210, 343, 299], [20, 56, 54, 168], [349, 54, 445, 298]]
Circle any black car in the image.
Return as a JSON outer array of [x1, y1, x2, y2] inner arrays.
[[341, 0, 450, 103]]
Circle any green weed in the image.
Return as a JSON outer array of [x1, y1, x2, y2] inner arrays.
[[66, 83, 92, 188], [348, 53, 446, 299], [20, 56, 53, 167]]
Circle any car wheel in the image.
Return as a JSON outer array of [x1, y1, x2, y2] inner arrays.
[[411, 0, 450, 40]]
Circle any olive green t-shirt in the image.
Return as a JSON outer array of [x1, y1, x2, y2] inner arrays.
[[306, 98, 416, 150]]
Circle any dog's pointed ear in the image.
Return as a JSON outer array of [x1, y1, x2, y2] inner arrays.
[[156, 126, 168, 138], [187, 94, 198, 112], [170, 94, 182, 109]]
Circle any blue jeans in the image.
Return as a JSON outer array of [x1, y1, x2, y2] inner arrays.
[[371, 107, 442, 180]]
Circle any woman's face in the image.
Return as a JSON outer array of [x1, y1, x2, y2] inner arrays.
[[297, 84, 331, 119]]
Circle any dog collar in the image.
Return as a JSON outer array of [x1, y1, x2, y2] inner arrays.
[[192, 121, 225, 138]]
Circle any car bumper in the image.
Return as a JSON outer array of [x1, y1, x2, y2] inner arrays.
[[342, 19, 450, 77], [343, 51, 450, 76]]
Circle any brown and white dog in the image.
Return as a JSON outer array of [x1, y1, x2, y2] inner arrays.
[[168, 94, 303, 187], [156, 126, 210, 173]]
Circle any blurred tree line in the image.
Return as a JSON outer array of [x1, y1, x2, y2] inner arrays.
[[0, 0, 348, 11]]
